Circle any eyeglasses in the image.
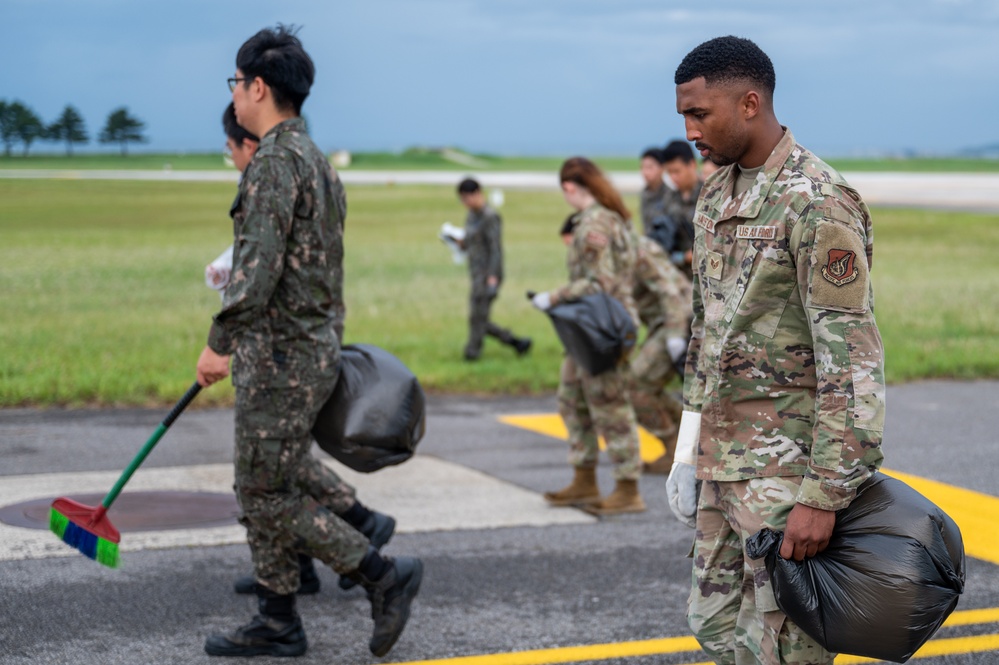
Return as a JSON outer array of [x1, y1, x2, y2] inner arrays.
[[227, 77, 249, 92]]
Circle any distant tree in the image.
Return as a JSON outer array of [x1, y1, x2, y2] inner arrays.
[[12, 102, 46, 157], [0, 100, 17, 157], [48, 105, 89, 156], [98, 107, 147, 156]]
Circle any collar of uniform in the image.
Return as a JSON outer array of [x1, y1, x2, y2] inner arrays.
[[260, 116, 306, 145], [713, 127, 795, 224]]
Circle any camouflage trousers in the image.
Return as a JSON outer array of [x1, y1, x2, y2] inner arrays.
[[466, 289, 516, 357], [628, 327, 683, 462], [688, 477, 834, 665], [234, 378, 370, 596], [557, 355, 641, 481]]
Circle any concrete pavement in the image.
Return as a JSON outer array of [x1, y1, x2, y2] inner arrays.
[[1, 382, 998, 664]]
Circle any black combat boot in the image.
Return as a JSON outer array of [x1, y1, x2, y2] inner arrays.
[[338, 504, 397, 591], [512, 337, 532, 356], [233, 553, 320, 595], [204, 586, 308, 657], [348, 547, 424, 657]]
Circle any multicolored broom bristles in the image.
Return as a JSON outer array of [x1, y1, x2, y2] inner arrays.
[[49, 506, 121, 569]]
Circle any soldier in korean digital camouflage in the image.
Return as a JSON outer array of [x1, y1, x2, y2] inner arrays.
[[660, 139, 702, 280], [665, 36, 886, 665], [195, 25, 422, 659], [217, 101, 399, 604], [456, 177, 532, 361], [531, 157, 645, 515]]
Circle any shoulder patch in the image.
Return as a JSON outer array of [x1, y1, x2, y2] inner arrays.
[[585, 231, 609, 248], [809, 221, 869, 313]]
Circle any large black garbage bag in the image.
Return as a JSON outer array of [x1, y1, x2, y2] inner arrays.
[[546, 292, 637, 376], [312, 344, 426, 473], [745, 473, 965, 663]]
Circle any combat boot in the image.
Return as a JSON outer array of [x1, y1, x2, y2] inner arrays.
[[512, 337, 533, 356], [543, 466, 601, 506], [584, 479, 647, 515], [234, 553, 320, 595], [338, 510, 397, 590], [204, 586, 308, 657], [348, 547, 424, 657]]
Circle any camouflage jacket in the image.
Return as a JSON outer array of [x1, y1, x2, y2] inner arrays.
[[553, 203, 638, 324], [207, 117, 347, 387], [633, 235, 692, 339], [464, 205, 503, 291], [683, 129, 885, 511], [639, 182, 671, 237], [663, 181, 701, 259]]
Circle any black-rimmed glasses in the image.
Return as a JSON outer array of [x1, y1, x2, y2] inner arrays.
[[227, 77, 249, 92]]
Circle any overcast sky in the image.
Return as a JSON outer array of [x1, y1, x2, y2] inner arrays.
[[3, 0, 997, 157]]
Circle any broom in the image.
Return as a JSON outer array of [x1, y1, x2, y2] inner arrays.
[[49, 381, 202, 568]]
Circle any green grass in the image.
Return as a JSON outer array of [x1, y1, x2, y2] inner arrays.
[[3, 151, 998, 173], [1, 179, 998, 407]]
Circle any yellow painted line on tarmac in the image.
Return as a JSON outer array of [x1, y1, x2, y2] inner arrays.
[[386, 635, 701, 665], [386, 606, 999, 664], [880, 468, 999, 566], [499, 413, 999, 564], [387, 606, 999, 664], [498, 413, 667, 463]]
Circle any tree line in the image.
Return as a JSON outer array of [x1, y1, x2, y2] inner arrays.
[[0, 101, 148, 157]]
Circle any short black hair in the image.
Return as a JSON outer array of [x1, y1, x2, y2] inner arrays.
[[661, 140, 694, 164], [641, 147, 665, 164], [674, 36, 775, 98], [222, 102, 259, 145], [457, 177, 481, 195], [236, 25, 314, 114]]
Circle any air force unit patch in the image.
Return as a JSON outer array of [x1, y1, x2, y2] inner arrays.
[[821, 248, 859, 286]]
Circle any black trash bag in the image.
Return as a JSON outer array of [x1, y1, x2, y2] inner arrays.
[[745, 472, 965, 663], [312, 344, 426, 473], [544, 292, 637, 376]]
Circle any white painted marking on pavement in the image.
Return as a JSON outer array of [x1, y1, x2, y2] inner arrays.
[[0, 456, 594, 562]]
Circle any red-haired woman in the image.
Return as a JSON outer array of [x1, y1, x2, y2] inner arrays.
[[531, 157, 645, 514]]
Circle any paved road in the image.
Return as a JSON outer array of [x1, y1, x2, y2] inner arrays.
[[1, 381, 997, 664], [3, 169, 999, 212]]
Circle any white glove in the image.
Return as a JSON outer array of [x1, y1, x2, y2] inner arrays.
[[666, 337, 688, 364], [666, 410, 701, 528], [531, 291, 552, 311], [205, 245, 234, 299]]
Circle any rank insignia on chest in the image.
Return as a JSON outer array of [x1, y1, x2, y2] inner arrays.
[[705, 250, 724, 279], [821, 248, 859, 286]]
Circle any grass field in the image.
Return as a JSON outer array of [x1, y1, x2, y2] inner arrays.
[[3, 151, 999, 173], [1, 179, 998, 408]]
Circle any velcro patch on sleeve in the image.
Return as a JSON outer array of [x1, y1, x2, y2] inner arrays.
[[809, 221, 870, 313]]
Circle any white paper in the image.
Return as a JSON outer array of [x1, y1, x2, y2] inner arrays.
[[438, 222, 466, 265]]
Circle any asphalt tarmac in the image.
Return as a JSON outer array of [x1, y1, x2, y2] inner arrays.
[[1, 381, 997, 665]]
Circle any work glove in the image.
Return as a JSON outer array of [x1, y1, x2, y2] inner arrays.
[[666, 410, 701, 529], [530, 291, 553, 311]]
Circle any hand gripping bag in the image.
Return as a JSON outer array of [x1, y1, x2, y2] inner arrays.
[[546, 292, 637, 376], [745, 472, 965, 663], [312, 344, 426, 473]]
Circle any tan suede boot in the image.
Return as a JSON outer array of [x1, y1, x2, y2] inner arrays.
[[584, 479, 646, 515], [543, 466, 601, 506]]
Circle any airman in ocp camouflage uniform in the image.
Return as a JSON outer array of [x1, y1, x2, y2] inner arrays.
[[196, 26, 421, 660], [667, 36, 886, 665], [537, 158, 645, 515], [629, 235, 693, 473]]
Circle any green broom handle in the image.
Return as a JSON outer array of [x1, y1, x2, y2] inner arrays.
[[101, 381, 203, 510]]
